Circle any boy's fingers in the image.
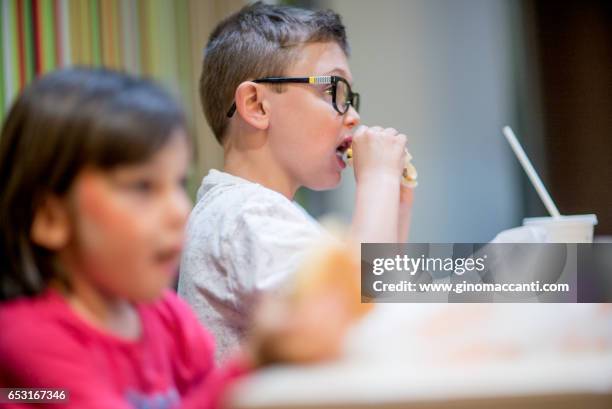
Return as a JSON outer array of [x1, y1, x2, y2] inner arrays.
[[351, 125, 368, 140], [352, 125, 409, 157], [397, 133, 408, 147], [354, 126, 380, 143]]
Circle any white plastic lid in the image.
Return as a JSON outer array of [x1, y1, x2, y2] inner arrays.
[[523, 214, 598, 226]]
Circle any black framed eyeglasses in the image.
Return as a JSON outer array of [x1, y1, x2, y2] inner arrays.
[[226, 75, 360, 118]]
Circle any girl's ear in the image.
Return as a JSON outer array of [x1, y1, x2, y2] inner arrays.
[[234, 81, 270, 130], [31, 195, 70, 250]]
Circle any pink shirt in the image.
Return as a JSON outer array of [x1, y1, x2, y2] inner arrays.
[[0, 289, 248, 408]]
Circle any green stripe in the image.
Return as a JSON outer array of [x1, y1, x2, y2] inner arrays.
[[9, 0, 19, 95], [80, 0, 91, 64], [148, 0, 159, 76], [110, 0, 120, 66], [41, 0, 56, 71], [0, 4, 5, 119], [89, 0, 101, 65], [23, 0, 34, 82], [157, 0, 167, 78]]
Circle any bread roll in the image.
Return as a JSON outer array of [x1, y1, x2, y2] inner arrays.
[[292, 243, 373, 319]]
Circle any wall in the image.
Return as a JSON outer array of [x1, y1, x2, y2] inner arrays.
[[306, 0, 525, 242]]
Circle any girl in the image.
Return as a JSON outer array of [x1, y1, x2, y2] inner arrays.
[[0, 68, 249, 408]]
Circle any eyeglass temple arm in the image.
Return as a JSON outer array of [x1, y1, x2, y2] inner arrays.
[[227, 77, 335, 117]]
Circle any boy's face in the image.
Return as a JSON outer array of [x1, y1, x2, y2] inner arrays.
[[58, 131, 191, 302], [267, 42, 360, 191]]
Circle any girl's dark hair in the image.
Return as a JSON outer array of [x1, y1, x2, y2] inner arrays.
[[0, 67, 186, 301]]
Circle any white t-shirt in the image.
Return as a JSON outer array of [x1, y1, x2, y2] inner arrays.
[[178, 170, 324, 362]]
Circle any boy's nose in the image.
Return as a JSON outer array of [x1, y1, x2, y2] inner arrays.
[[344, 105, 360, 128]]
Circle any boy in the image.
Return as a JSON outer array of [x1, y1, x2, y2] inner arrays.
[[178, 2, 414, 362]]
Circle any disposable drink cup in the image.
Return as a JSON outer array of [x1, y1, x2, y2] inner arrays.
[[522, 214, 598, 243]]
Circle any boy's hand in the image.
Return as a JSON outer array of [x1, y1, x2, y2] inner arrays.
[[350, 125, 408, 184], [348, 125, 413, 243]]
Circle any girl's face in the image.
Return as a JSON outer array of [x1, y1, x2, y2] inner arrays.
[[58, 130, 191, 302]]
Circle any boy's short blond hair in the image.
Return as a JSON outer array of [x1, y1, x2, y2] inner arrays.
[[200, 1, 349, 144]]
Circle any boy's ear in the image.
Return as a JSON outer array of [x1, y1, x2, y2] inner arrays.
[[234, 81, 270, 130], [31, 195, 71, 250]]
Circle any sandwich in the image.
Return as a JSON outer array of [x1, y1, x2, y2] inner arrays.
[[344, 147, 418, 188]]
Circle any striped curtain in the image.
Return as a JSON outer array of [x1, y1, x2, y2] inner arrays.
[[0, 0, 193, 125]]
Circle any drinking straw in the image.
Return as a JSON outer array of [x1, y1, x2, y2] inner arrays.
[[502, 126, 561, 218]]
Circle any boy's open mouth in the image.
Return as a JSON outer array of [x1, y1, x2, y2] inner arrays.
[[335, 139, 352, 158]]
